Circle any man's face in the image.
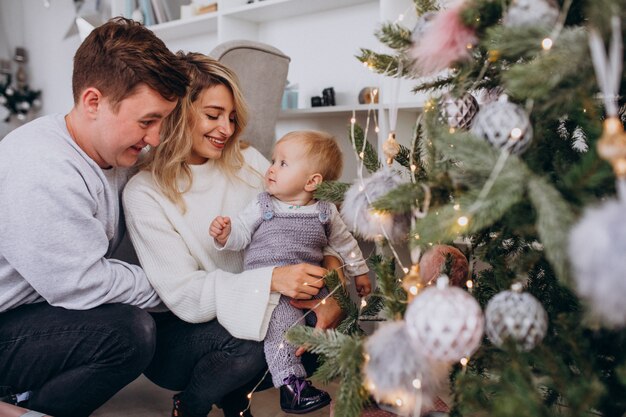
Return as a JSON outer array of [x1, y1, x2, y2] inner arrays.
[[92, 84, 177, 168]]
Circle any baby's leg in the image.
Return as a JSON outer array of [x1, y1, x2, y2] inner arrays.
[[264, 295, 307, 387]]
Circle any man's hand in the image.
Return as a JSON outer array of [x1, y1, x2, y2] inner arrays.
[[209, 216, 231, 246]]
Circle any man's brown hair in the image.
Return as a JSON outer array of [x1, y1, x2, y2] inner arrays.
[[72, 17, 188, 110]]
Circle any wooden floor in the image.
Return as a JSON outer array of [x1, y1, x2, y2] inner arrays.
[[92, 375, 338, 417]]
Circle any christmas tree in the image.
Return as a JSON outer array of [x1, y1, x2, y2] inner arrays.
[[286, 0, 626, 416]]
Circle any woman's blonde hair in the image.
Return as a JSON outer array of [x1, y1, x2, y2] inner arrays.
[[140, 52, 252, 212]]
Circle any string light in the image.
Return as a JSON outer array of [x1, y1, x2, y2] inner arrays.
[[460, 357, 469, 366], [541, 37, 553, 50], [457, 215, 469, 227], [412, 378, 422, 389], [359, 151, 364, 159], [466, 279, 474, 289], [279, 343, 284, 349], [510, 127, 522, 140], [395, 398, 403, 407], [374, 126, 380, 133], [449, 127, 456, 133], [414, 233, 420, 240], [361, 299, 367, 308], [410, 164, 417, 172], [453, 204, 461, 211], [351, 117, 356, 124], [247, 393, 252, 399]]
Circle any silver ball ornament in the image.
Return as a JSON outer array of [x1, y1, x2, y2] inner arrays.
[[503, 0, 559, 28], [485, 284, 548, 351], [439, 92, 479, 130], [341, 170, 409, 243], [364, 321, 450, 415], [405, 276, 484, 363], [569, 198, 626, 327], [471, 98, 533, 154]]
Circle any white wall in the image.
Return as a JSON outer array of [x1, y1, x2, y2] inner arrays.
[[0, 0, 81, 138]]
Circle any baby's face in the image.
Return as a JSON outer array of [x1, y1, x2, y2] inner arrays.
[[265, 139, 316, 202]]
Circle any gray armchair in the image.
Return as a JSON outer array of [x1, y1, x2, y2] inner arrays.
[[210, 40, 290, 159]]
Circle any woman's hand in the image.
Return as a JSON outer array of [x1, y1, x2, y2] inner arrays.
[[270, 263, 326, 299]]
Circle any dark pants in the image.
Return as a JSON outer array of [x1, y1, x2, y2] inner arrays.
[[0, 302, 156, 417], [145, 312, 266, 417]]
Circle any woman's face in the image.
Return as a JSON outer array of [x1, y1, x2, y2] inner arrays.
[[188, 84, 236, 164]]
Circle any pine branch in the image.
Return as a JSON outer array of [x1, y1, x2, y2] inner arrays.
[[325, 270, 364, 335], [368, 254, 406, 318], [527, 176, 575, 285], [360, 290, 385, 317], [375, 23, 412, 51], [414, 0, 439, 15], [285, 327, 369, 417], [348, 123, 381, 173], [315, 181, 350, 205], [371, 182, 425, 214], [356, 48, 413, 78]]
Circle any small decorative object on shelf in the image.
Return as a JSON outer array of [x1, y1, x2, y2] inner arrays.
[[281, 82, 298, 110], [0, 48, 42, 123], [311, 96, 323, 107], [322, 87, 336, 106], [358, 86, 379, 104]]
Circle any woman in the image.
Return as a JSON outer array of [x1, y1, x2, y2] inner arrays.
[[123, 52, 343, 417]]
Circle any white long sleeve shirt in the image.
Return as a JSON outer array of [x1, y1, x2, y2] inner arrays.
[[123, 147, 280, 341]]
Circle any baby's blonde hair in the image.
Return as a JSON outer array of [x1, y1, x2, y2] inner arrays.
[[278, 130, 343, 181]]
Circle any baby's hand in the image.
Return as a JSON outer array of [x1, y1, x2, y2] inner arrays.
[[355, 274, 372, 297], [210, 216, 231, 246]]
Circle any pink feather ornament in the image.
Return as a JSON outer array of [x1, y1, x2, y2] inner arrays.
[[410, 4, 477, 76]]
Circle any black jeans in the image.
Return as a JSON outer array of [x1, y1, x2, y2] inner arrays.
[[0, 302, 156, 417], [146, 312, 266, 417]]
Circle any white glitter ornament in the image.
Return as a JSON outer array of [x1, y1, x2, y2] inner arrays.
[[341, 169, 409, 243], [569, 193, 626, 328], [503, 0, 559, 28], [485, 283, 548, 351], [471, 97, 533, 154], [364, 321, 450, 416], [405, 276, 484, 363], [439, 92, 479, 130]]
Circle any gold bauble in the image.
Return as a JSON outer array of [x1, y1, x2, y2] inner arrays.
[[382, 132, 400, 166], [597, 116, 626, 177], [401, 264, 423, 303]]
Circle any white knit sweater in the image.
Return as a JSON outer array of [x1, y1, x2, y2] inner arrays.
[[123, 147, 280, 341]]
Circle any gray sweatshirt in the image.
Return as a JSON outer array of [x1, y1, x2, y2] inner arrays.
[[0, 114, 160, 312]]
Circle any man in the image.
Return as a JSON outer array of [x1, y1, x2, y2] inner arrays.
[[0, 18, 188, 416]]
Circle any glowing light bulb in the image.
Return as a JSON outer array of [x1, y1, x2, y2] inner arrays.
[[466, 279, 474, 289], [410, 286, 418, 295], [410, 164, 417, 172], [510, 127, 522, 140], [361, 299, 367, 308], [321, 298, 326, 304], [403, 267, 409, 273], [395, 398, 403, 406], [375, 126, 380, 133], [453, 204, 460, 211], [351, 117, 356, 124], [449, 127, 456, 134], [460, 357, 469, 366], [414, 234, 420, 240], [541, 38, 553, 50], [412, 378, 422, 389], [247, 393, 252, 399], [359, 151, 365, 159], [279, 343, 284, 349], [457, 215, 469, 226]]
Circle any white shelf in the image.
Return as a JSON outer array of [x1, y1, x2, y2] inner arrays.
[[148, 12, 218, 40], [278, 103, 423, 119], [221, 0, 377, 22]]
